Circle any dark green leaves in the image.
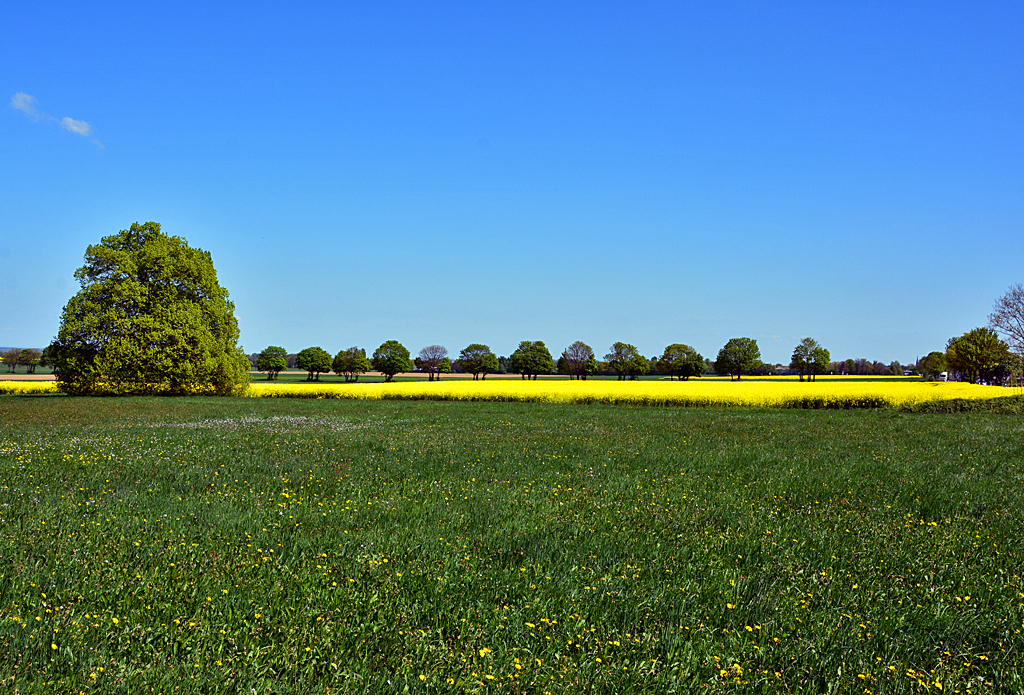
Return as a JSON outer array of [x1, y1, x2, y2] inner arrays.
[[52, 222, 250, 395], [715, 338, 761, 380], [371, 341, 411, 382]]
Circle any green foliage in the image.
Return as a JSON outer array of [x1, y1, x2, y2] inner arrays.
[[945, 327, 1008, 384], [789, 337, 830, 382], [371, 340, 411, 382], [918, 351, 946, 380], [657, 344, 705, 380], [256, 346, 288, 380], [18, 348, 41, 369], [1, 397, 1022, 693], [49, 222, 250, 395], [992, 353, 1022, 385], [2, 348, 21, 373], [715, 337, 761, 380], [509, 340, 554, 380], [604, 342, 649, 380], [458, 344, 499, 380], [332, 347, 370, 382], [39, 344, 56, 369], [296, 346, 332, 381]]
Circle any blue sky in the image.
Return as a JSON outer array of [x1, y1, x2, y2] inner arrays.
[[3, 2, 1022, 365]]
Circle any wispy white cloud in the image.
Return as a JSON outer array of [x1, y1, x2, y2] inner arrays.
[[60, 117, 92, 136], [11, 92, 102, 147], [11, 92, 45, 120]]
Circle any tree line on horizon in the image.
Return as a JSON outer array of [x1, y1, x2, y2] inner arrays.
[[18, 222, 1024, 394], [246, 332, 1022, 386]]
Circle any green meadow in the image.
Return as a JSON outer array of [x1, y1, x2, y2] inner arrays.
[[0, 396, 1021, 693]]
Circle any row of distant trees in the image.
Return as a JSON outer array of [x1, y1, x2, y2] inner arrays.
[[248, 337, 834, 383], [248, 321, 1024, 386], [902, 285, 1024, 385], [914, 328, 1022, 385], [1, 347, 45, 374], [251, 340, 720, 383], [9, 327, 1018, 385]]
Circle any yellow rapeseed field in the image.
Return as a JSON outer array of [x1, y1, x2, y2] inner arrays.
[[0, 381, 59, 395], [0, 380, 226, 396], [5, 375, 1019, 407], [246, 376, 1020, 408]]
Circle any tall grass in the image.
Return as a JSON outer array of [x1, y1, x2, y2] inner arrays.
[[0, 397, 1021, 693]]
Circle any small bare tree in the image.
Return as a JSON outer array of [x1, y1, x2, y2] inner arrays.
[[417, 345, 448, 381], [990, 283, 1024, 357], [561, 341, 594, 380]]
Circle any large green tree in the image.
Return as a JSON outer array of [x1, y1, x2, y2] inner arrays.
[[715, 337, 760, 380], [945, 328, 1008, 384], [371, 340, 411, 382], [657, 344, 704, 380], [605, 342, 648, 380], [296, 346, 332, 381], [789, 337, 830, 382], [49, 222, 250, 395], [257, 346, 288, 380], [333, 347, 371, 382], [918, 351, 946, 380], [509, 341, 554, 380], [458, 344, 499, 380]]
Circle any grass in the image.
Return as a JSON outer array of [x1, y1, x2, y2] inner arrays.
[[0, 396, 1021, 693]]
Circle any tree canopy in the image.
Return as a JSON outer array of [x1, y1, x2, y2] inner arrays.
[[333, 347, 370, 382], [19, 349, 42, 374], [604, 342, 648, 380], [509, 341, 554, 380], [296, 346, 332, 381], [945, 327, 1008, 384], [992, 353, 1023, 386], [257, 346, 288, 380], [560, 341, 595, 380], [657, 344, 704, 380], [789, 337, 830, 381], [2, 349, 21, 374], [458, 344, 499, 380], [49, 222, 250, 395], [416, 345, 448, 381], [715, 338, 760, 380], [371, 340, 411, 382], [918, 351, 946, 380]]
